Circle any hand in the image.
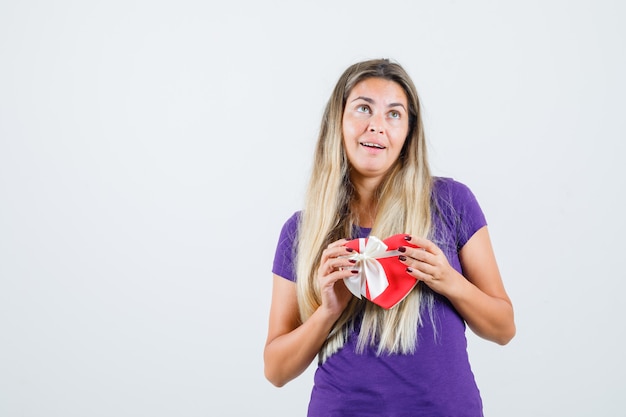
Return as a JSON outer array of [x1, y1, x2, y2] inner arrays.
[[398, 235, 464, 296], [316, 239, 358, 318]]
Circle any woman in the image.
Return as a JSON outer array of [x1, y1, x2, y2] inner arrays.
[[264, 58, 515, 417]]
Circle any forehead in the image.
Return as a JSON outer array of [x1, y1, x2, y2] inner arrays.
[[347, 77, 408, 104]]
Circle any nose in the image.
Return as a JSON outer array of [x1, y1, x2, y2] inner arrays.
[[368, 115, 384, 134]]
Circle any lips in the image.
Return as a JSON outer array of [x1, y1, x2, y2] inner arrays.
[[360, 141, 386, 149]]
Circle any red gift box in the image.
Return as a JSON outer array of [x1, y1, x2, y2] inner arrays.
[[343, 234, 419, 309]]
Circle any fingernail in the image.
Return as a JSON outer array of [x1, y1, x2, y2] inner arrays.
[[404, 235, 412, 241], [351, 269, 359, 274], [349, 259, 357, 264], [406, 267, 413, 273], [398, 246, 406, 253], [346, 247, 354, 252], [399, 255, 407, 261]]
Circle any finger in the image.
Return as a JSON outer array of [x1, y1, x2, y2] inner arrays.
[[399, 254, 435, 276], [322, 240, 354, 260], [319, 267, 360, 288], [327, 238, 350, 250], [328, 256, 358, 272], [404, 235, 442, 256], [398, 245, 435, 269], [405, 266, 432, 283], [319, 251, 358, 276]]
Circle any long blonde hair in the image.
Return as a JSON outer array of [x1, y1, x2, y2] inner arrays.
[[296, 59, 435, 362]]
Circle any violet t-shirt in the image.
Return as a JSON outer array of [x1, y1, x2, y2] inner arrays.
[[272, 177, 488, 417]]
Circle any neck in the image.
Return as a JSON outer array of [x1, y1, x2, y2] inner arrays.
[[351, 177, 381, 228]]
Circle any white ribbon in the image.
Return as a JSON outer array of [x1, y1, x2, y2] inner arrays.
[[343, 236, 402, 300]]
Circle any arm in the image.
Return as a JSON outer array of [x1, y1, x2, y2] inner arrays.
[[455, 226, 515, 344], [263, 275, 336, 387], [400, 226, 515, 345], [264, 241, 356, 387]]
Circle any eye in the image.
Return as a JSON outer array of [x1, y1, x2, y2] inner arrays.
[[389, 110, 401, 119], [356, 104, 371, 114]]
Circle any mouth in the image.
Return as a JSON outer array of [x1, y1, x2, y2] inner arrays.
[[360, 142, 386, 150]]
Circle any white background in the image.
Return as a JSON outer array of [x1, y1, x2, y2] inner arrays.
[[1, 1, 624, 416]]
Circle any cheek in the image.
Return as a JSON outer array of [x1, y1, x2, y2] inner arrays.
[[342, 115, 368, 139], [342, 124, 356, 145], [391, 125, 410, 145]]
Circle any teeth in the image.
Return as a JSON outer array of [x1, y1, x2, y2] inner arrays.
[[362, 142, 385, 149]]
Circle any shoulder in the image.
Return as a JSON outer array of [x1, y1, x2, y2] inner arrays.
[[276, 211, 302, 249], [433, 176, 474, 198], [431, 176, 487, 243], [280, 211, 301, 234], [432, 176, 479, 209], [272, 211, 302, 282]]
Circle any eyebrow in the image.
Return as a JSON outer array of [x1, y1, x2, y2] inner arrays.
[[351, 96, 407, 111]]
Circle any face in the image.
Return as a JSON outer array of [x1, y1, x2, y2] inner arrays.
[[342, 77, 410, 185]]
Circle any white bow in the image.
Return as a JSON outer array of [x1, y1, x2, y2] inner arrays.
[[343, 236, 402, 301]]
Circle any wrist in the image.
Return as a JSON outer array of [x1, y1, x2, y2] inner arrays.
[[316, 303, 344, 324], [442, 269, 472, 301]]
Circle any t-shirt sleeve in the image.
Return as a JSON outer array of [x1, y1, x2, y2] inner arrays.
[[434, 177, 487, 251], [271, 211, 300, 282], [450, 180, 487, 249]]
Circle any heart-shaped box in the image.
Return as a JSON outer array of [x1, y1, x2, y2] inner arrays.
[[343, 234, 419, 309]]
